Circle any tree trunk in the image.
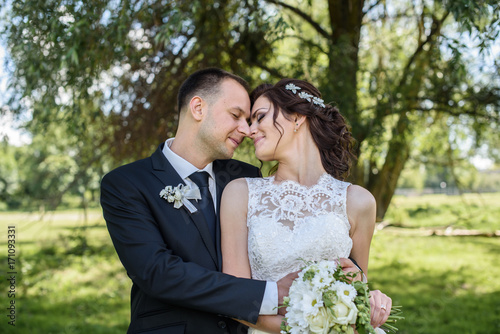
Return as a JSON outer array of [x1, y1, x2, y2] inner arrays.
[[268, 1, 448, 220], [364, 10, 448, 219], [325, 1, 367, 186], [368, 113, 411, 219], [325, 0, 364, 128]]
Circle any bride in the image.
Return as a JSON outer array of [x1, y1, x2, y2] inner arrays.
[[220, 79, 391, 333]]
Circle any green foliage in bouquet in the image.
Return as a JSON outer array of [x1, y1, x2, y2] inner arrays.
[[280, 260, 403, 334]]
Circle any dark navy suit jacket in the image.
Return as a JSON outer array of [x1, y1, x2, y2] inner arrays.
[[101, 144, 266, 333]]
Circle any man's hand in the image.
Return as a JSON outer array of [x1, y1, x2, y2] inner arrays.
[[338, 257, 363, 281], [277, 271, 300, 316]]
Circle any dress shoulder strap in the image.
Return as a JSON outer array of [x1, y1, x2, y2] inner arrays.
[[245, 176, 273, 222]]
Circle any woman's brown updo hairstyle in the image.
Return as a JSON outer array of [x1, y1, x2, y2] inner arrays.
[[250, 78, 356, 181]]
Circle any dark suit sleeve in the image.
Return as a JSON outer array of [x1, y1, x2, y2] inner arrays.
[[101, 168, 266, 324]]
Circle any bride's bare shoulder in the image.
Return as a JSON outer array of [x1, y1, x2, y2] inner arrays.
[[346, 185, 376, 221], [221, 178, 250, 227], [221, 178, 250, 205], [223, 178, 249, 195]]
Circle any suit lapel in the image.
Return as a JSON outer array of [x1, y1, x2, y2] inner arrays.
[[150, 144, 218, 267], [213, 160, 236, 270]]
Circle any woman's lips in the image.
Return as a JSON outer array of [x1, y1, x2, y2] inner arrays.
[[253, 136, 264, 146]]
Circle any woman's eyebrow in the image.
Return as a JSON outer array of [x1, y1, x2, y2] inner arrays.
[[250, 107, 268, 120]]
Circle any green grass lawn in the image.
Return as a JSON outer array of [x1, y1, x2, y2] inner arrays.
[[384, 192, 500, 231], [1, 193, 499, 333], [370, 233, 500, 333], [0, 210, 130, 333]]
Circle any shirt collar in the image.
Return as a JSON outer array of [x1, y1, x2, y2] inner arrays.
[[162, 138, 214, 181]]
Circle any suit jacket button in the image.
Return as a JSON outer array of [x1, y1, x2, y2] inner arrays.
[[217, 321, 227, 329]]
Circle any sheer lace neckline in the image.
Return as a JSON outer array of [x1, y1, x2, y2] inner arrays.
[[246, 173, 350, 230], [245, 174, 353, 284], [268, 172, 332, 188]]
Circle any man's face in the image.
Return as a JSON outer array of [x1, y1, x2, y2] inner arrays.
[[198, 79, 251, 160]]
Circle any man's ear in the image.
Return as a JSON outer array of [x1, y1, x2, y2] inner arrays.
[[189, 96, 205, 121]]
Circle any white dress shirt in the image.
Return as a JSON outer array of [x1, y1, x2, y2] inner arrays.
[[162, 138, 217, 208], [162, 138, 278, 315]]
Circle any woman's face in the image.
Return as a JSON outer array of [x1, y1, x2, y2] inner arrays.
[[249, 96, 295, 161]]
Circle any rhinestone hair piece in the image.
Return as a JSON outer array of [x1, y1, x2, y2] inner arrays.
[[285, 83, 326, 108]]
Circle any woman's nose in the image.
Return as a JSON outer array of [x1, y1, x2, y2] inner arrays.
[[249, 123, 257, 138]]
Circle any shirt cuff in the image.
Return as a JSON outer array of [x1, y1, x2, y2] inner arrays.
[[351, 259, 368, 283], [259, 281, 278, 315]]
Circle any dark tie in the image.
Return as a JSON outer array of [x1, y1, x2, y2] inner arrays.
[[189, 171, 216, 243]]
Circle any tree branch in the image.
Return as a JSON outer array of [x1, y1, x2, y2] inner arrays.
[[364, 0, 384, 15], [360, 100, 499, 122], [363, 10, 416, 23], [413, 107, 500, 123], [399, 11, 450, 87], [251, 60, 284, 79], [269, 34, 328, 55], [265, 0, 331, 39]]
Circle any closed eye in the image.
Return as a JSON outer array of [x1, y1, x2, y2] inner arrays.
[[249, 113, 265, 126], [229, 107, 246, 120], [250, 106, 269, 125]]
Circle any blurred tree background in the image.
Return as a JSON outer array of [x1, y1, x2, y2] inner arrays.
[[1, 0, 499, 218], [1, 1, 500, 333]]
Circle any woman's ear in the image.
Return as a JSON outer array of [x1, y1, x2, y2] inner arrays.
[[294, 113, 307, 128], [189, 96, 205, 121]]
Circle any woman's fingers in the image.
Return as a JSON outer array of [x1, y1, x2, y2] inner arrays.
[[369, 290, 392, 328]]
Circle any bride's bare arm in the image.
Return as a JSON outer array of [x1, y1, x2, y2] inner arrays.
[[346, 185, 391, 328], [220, 179, 284, 334], [220, 179, 252, 278], [346, 184, 376, 275]]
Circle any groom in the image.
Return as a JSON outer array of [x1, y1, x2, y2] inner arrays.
[[101, 68, 298, 334]]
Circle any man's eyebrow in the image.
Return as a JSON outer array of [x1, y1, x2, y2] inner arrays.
[[230, 106, 252, 121], [231, 107, 245, 114]]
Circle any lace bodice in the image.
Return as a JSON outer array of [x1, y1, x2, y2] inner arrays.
[[246, 173, 353, 282]]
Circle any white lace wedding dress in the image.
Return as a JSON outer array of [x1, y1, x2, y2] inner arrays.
[[246, 173, 353, 334]]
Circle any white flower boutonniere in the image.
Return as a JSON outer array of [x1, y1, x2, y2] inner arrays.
[[159, 184, 201, 213]]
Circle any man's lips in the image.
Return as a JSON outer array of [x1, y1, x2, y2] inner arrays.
[[229, 138, 241, 146]]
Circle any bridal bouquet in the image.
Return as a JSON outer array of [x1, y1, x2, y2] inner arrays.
[[280, 260, 402, 334]]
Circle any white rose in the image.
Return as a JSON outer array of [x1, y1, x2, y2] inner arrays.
[[331, 299, 358, 325], [167, 195, 175, 202], [174, 189, 183, 201], [307, 307, 331, 334]]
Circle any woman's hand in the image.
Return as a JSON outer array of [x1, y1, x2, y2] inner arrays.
[[369, 290, 392, 328]]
